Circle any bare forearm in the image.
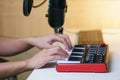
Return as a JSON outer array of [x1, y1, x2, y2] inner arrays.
[[0, 61, 29, 79], [0, 37, 33, 56]]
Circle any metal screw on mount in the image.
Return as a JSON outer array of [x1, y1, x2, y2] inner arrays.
[[54, 27, 63, 34]]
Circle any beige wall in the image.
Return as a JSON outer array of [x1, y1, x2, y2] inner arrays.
[[0, 0, 53, 38], [1, 0, 120, 38], [1, 0, 120, 37], [64, 0, 120, 30], [1, 0, 120, 79]]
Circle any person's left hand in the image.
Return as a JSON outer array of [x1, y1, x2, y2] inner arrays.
[[25, 34, 72, 51]]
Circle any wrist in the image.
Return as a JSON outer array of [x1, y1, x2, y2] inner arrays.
[[19, 37, 34, 48], [24, 59, 35, 70]]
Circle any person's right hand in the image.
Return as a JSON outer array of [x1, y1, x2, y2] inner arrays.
[[25, 46, 69, 69]]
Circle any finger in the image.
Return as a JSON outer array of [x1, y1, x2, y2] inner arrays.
[[57, 34, 69, 49], [44, 44, 55, 49], [47, 47, 69, 57], [58, 34, 72, 50], [52, 34, 69, 50], [48, 55, 66, 61]]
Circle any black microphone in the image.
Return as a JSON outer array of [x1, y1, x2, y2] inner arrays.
[[46, 0, 67, 33]]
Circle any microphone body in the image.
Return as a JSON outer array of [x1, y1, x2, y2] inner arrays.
[[47, 0, 67, 33]]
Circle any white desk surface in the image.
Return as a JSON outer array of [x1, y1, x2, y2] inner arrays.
[[27, 32, 120, 80]]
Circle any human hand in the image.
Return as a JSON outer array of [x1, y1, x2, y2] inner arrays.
[[25, 46, 69, 69], [26, 34, 72, 51]]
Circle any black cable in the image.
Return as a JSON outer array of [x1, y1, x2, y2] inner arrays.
[[32, 0, 47, 8], [23, 0, 47, 16]]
